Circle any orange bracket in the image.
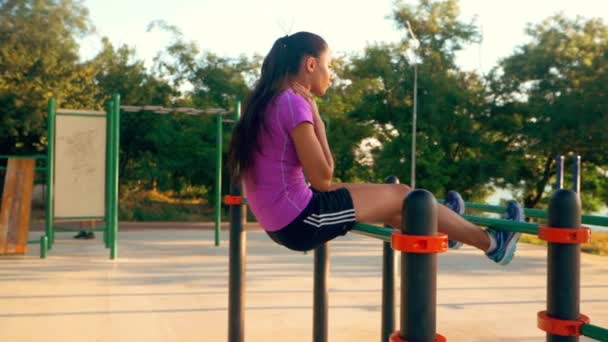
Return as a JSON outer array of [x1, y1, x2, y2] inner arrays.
[[390, 331, 447, 342], [537, 311, 590, 337], [538, 226, 591, 244], [391, 232, 448, 254], [223, 195, 243, 205]]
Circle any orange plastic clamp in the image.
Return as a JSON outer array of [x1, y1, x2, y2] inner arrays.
[[391, 232, 448, 254], [537, 311, 590, 337], [538, 225, 591, 244], [390, 331, 447, 342], [223, 195, 243, 205]]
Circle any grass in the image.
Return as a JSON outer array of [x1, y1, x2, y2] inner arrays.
[[520, 231, 608, 256], [118, 188, 217, 222]]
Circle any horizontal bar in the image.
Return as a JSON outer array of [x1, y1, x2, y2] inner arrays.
[[465, 202, 608, 227], [54, 216, 105, 220], [0, 155, 47, 160], [581, 323, 608, 341], [56, 108, 106, 116], [0, 167, 47, 171], [462, 214, 539, 235], [53, 226, 106, 232], [120, 105, 229, 115], [352, 223, 394, 242]]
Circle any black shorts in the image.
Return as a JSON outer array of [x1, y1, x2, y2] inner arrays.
[[266, 188, 356, 252]]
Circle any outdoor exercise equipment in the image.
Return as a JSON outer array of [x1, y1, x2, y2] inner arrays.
[[0, 95, 120, 259], [225, 160, 608, 341]]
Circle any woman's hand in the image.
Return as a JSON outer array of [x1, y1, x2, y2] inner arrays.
[[291, 82, 323, 126]]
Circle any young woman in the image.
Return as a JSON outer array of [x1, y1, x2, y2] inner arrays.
[[227, 32, 522, 265]]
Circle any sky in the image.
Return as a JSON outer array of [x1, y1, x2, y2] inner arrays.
[[79, 0, 608, 75]]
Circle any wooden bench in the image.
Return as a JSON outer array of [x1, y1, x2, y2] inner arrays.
[[0, 158, 35, 254]]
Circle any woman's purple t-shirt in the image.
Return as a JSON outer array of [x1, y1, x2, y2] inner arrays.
[[243, 89, 314, 232]]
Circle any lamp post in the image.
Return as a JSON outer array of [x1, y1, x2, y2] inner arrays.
[[406, 21, 420, 189]]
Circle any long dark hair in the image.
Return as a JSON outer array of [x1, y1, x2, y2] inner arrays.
[[227, 32, 327, 181]]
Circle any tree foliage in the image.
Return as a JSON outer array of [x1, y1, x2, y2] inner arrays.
[[487, 14, 608, 208], [1, 0, 606, 213]]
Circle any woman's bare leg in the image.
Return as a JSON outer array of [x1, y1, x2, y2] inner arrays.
[[336, 183, 490, 252]]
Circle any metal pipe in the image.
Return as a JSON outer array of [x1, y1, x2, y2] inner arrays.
[[313, 244, 329, 342], [382, 241, 395, 342], [110, 94, 120, 260], [546, 189, 581, 342], [382, 176, 398, 342], [215, 111, 223, 246], [45, 98, 56, 251], [464, 202, 608, 228], [556, 155, 564, 189], [228, 104, 245, 342], [402, 189, 438, 342], [411, 63, 418, 189], [573, 155, 581, 193]]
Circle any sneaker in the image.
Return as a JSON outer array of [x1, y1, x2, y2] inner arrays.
[[85, 231, 95, 239], [485, 200, 524, 265], [443, 191, 464, 249], [73, 230, 88, 239]]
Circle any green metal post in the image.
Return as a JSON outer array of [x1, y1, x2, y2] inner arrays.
[[110, 94, 120, 260], [40, 235, 48, 259], [214, 111, 223, 246], [46, 98, 56, 250], [313, 243, 329, 342], [104, 99, 113, 249], [546, 189, 581, 342], [401, 189, 438, 342]]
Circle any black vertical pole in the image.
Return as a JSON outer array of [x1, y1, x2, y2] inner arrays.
[[402, 189, 438, 342], [313, 243, 328, 342], [546, 189, 581, 342], [382, 241, 395, 342], [382, 176, 398, 342], [228, 182, 245, 342], [556, 155, 564, 190]]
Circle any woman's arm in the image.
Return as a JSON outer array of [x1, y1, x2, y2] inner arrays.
[[289, 83, 335, 191], [291, 122, 333, 191], [309, 100, 334, 174]]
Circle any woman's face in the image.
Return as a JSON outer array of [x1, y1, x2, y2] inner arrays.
[[309, 49, 333, 97]]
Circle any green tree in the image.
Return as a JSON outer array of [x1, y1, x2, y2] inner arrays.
[[0, 0, 97, 154], [332, 0, 495, 201], [487, 14, 608, 209], [87, 37, 181, 190]]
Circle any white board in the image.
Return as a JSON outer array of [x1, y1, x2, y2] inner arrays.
[[54, 115, 106, 218]]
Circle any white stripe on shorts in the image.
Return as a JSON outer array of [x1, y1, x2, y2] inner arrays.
[[310, 208, 355, 219], [303, 217, 355, 228]]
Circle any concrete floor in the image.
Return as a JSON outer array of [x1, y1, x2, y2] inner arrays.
[[0, 227, 606, 342]]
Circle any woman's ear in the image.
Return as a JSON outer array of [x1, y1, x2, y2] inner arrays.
[[305, 56, 317, 73]]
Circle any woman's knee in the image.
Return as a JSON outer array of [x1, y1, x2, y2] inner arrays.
[[392, 183, 411, 198]]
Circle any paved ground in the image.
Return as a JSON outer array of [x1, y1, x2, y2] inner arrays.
[[0, 225, 607, 342]]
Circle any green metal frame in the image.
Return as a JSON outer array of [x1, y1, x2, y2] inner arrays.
[[41, 96, 120, 259], [465, 202, 608, 228], [1, 97, 119, 259]]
